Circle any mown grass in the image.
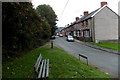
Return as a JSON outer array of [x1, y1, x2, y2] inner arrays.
[[88, 42, 119, 51], [3, 45, 111, 78]]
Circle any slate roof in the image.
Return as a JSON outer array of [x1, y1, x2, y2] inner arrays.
[[67, 5, 118, 28], [76, 8, 100, 23]]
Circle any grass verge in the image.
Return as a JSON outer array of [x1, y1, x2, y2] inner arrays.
[[88, 42, 119, 51], [3, 45, 111, 78]]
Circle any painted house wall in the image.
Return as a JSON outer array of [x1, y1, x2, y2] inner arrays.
[[91, 18, 95, 41], [88, 18, 93, 38], [94, 7, 118, 41]]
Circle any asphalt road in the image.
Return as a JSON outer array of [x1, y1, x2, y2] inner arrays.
[[53, 37, 119, 78]]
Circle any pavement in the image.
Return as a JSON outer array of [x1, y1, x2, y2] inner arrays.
[[53, 37, 119, 78], [74, 39, 119, 55]]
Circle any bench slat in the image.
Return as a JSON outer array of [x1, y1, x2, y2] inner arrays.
[[46, 59, 49, 78], [46, 59, 49, 77], [36, 56, 42, 73], [42, 59, 46, 78], [35, 54, 49, 79], [34, 54, 41, 68], [38, 60, 44, 78]]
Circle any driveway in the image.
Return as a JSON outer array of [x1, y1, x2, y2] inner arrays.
[[53, 37, 119, 78]]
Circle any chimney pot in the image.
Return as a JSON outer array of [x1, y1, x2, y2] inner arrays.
[[101, 2, 107, 7], [83, 11, 89, 16], [76, 17, 80, 21]]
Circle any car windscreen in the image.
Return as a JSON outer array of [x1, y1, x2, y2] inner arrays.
[[68, 36, 73, 38]]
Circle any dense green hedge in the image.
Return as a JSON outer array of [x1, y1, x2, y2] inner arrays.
[[2, 2, 57, 60]]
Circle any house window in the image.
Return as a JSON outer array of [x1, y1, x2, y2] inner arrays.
[[77, 30, 80, 37], [84, 30, 90, 37], [74, 31, 76, 36]]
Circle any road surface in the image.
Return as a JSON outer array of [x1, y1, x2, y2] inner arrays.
[[53, 37, 119, 78]]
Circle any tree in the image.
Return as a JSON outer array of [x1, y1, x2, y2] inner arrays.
[[36, 4, 58, 36], [2, 2, 51, 58]]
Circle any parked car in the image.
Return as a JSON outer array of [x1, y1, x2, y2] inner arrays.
[[59, 34, 63, 37], [66, 35, 74, 42], [50, 35, 56, 39]]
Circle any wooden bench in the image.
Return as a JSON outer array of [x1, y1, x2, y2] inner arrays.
[[34, 54, 49, 79], [78, 54, 88, 65]]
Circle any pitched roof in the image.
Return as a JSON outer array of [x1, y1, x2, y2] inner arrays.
[[68, 4, 118, 27], [82, 8, 100, 20], [77, 5, 108, 23], [91, 5, 107, 17]]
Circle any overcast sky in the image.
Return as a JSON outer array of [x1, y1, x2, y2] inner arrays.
[[32, 0, 119, 27]]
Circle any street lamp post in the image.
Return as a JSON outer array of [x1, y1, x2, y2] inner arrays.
[[51, 41, 53, 48]]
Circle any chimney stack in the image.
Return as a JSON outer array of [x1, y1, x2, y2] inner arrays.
[[76, 17, 80, 21], [101, 2, 107, 7], [83, 11, 89, 16]]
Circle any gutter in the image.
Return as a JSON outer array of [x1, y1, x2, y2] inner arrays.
[[75, 39, 119, 55]]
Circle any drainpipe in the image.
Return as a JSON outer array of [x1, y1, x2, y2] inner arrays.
[[93, 17, 96, 42], [92, 17, 96, 42]]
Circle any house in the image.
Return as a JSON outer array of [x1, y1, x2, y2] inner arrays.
[[62, 2, 118, 42]]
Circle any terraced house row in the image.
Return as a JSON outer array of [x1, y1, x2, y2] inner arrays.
[[59, 2, 118, 42]]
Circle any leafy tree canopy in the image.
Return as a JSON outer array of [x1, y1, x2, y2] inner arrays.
[[2, 2, 51, 59], [36, 4, 58, 35]]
